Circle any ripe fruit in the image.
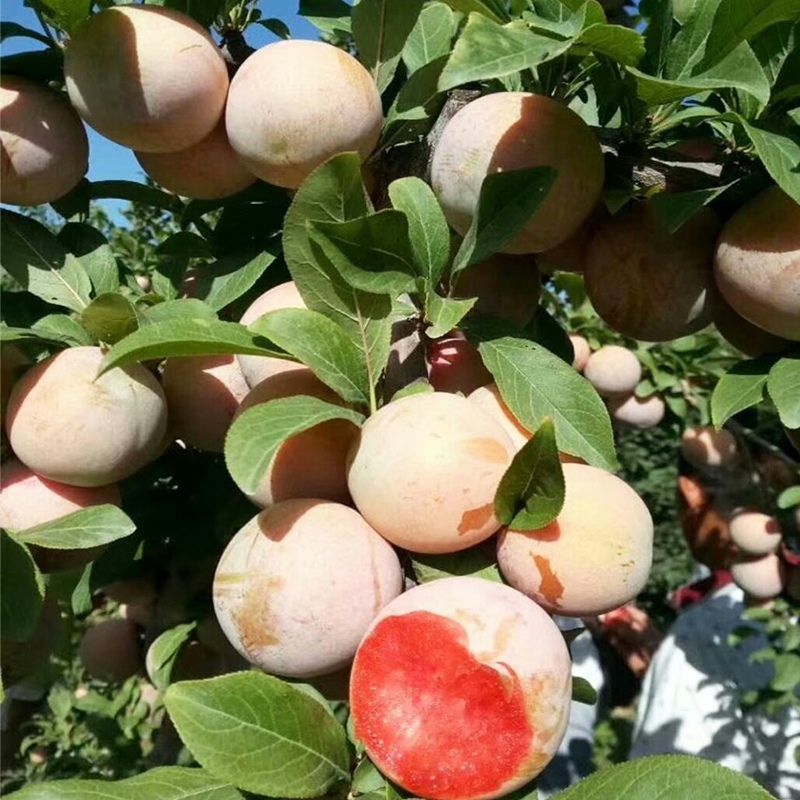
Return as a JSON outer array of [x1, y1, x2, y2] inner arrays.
[[729, 511, 782, 556], [427, 332, 492, 395], [680, 426, 738, 469], [712, 297, 791, 357], [237, 281, 307, 388], [78, 618, 141, 683], [582, 345, 641, 397], [134, 121, 256, 199], [731, 553, 786, 600], [431, 92, 604, 253], [347, 393, 515, 554], [0, 75, 88, 206], [569, 335, 590, 372], [349, 576, 571, 800], [0, 459, 120, 572], [225, 40, 382, 189], [497, 463, 654, 616], [607, 393, 665, 430], [584, 203, 719, 341], [235, 369, 357, 507], [162, 354, 250, 452], [452, 254, 541, 329], [536, 204, 608, 273], [213, 500, 403, 678], [6, 346, 168, 487], [64, 5, 228, 153], [713, 187, 800, 340]]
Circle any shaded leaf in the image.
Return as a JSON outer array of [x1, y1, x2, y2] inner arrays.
[[12, 506, 136, 551], [425, 293, 477, 339], [58, 222, 119, 296], [0, 529, 44, 642], [410, 545, 503, 584], [711, 356, 775, 428], [146, 623, 198, 691], [572, 676, 598, 705], [738, 118, 800, 204], [79, 293, 140, 345], [141, 299, 218, 324], [299, 0, 352, 36], [767, 356, 800, 429]]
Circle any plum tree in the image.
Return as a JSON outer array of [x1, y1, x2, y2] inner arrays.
[[582, 345, 642, 397], [713, 187, 800, 341], [0, 75, 89, 207], [213, 499, 403, 678], [497, 463, 654, 616], [347, 392, 515, 553], [731, 553, 786, 600], [64, 5, 228, 152], [0, 459, 120, 572], [78, 618, 141, 683], [225, 40, 382, 189], [729, 511, 782, 556], [680, 426, 739, 469], [607, 393, 665, 430], [426, 331, 493, 395], [237, 281, 307, 388], [162, 354, 250, 453], [134, 121, 256, 200], [431, 92, 604, 253], [349, 576, 572, 800], [568, 334, 590, 372], [234, 369, 357, 507], [6, 346, 168, 487], [584, 203, 719, 341]]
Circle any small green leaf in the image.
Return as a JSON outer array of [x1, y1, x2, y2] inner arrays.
[[650, 184, 735, 234], [36, 0, 92, 34], [0, 321, 80, 348], [410, 544, 503, 584], [11, 505, 136, 551], [141, 299, 218, 324], [452, 167, 558, 274], [299, 0, 353, 36], [79, 293, 140, 345], [308, 210, 419, 295], [146, 623, 198, 691], [58, 222, 119, 297], [573, 23, 645, 66], [771, 653, 800, 693], [425, 293, 477, 339], [225, 397, 365, 496], [257, 18, 292, 39], [248, 308, 371, 407], [711, 356, 775, 428], [7, 766, 244, 800], [352, 758, 402, 799], [767, 356, 800, 429], [572, 676, 598, 705], [0, 529, 45, 642], [35, 313, 96, 345], [156, 232, 215, 259], [190, 249, 277, 313], [777, 486, 800, 509], [164, 672, 350, 797], [403, 2, 457, 73], [495, 418, 565, 531], [443, 0, 508, 22], [738, 119, 800, 204]]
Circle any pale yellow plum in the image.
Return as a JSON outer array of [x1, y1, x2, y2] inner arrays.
[[162, 354, 250, 453], [712, 296, 791, 357], [237, 281, 307, 388], [0, 459, 120, 572], [582, 345, 641, 397], [225, 40, 382, 189], [213, 499, 403, 678], [680, 426, 739, 469], [714, 187, 800, 340], [607, 393, 665, 430], [497, 464, 654, 616], [584, 203, 719, 341], [731, 553, 786, 600], [64, 5, 228, 153], [6, 346, 167, 487], [729, 511, 782, 556], [347, 392, 515, 554], [427, 332, 493, 396], [0, 75, 88, 206], [569, 335, 590, 372], [235, 369, 356, 507], [350, 577, 572, 800], [430, 92, 604, 253], [79, 618, 141, 683]]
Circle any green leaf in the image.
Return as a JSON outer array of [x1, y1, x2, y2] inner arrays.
[[164, 672, 350, 797], [308, 210, 419, 295], [141, 299, 218, 325], [57, 222, 119, 297], [190, 249, 277, 313], [7, 767, 244, 800], [35, 313, 95, 345], [711, 356, 775, 428], [0, 321, 79, 348], [772, 653, 800, 693], [767, 356, 800, 429], [425, 293, 477, 339], [283, 153, 393, 394], [248, 308, 371, 407], [0, 21, 52, 46], [495, 418, 565, 531], [477, 337, 618, 471], [156, 232, 215, 259], [89, 180, 183, 213], [388, 177, 451, 285], [528, 307, 574, 364], [778, 486, 800, 509], [452, 167, 558, 274], [299, 0, 353, 36], [257, 18, 292, 39], [36, 0, 92, 33], [738, 119, 800, 204], [573, 23, 645, 66], [1, 210, 92, 312], [99, 318, 282, 375], [641, 0, 674, 76], [650, 184, 735, 234], [443, 0, 509, 23], [403, 2, 457, 73], [572, 676, 598, 705], [79, 293, 140, 345], [410, 545, 503, 584], [11, 505, 136, 551], [352, 0, 426, 92], [146, 623, 197, 691], [0, 529, 45, 642], [352, 758, 402, 799], [225, 397, 365, 496]]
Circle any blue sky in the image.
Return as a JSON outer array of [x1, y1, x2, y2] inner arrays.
[[3, 1, 324, 196]]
